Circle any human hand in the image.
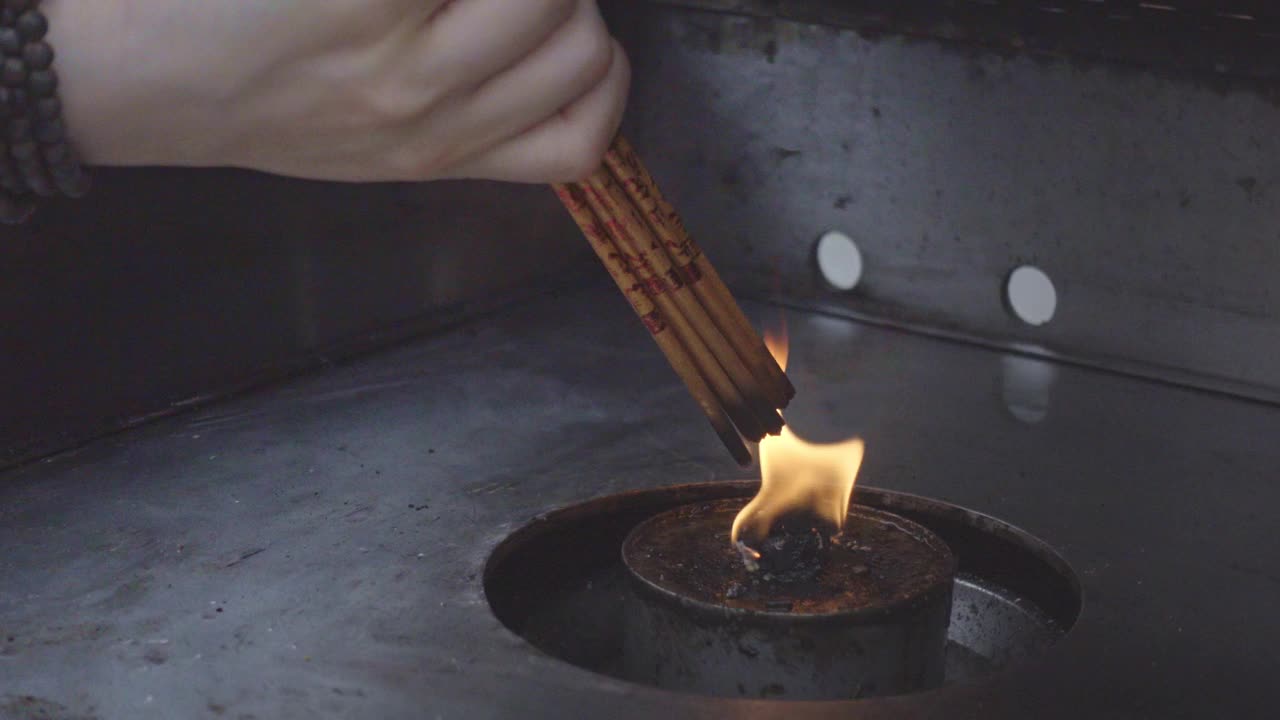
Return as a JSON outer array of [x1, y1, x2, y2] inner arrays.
[[46, 0, 630, 183]]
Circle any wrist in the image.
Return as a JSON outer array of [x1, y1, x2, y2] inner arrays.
[[43, 0, 234, 168]]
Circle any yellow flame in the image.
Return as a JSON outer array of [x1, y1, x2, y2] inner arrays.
[[764, 324, 789, 376], [730, 325, 866, 548]]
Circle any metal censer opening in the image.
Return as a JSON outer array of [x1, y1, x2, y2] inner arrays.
[[484, 482, 1081, 701]]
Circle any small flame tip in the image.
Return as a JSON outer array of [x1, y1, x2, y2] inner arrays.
[[730, 324, 863, 562], [734, 540, 762, 572]]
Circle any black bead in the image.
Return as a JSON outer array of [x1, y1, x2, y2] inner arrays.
[[1, 56, 25, 86], [26, 67, 53, 96], [15, 10, 46, 42], [16, 157, 51, 196], [54, 166, 89, 198], [0, 4, 94, 212], [0, 27, 20, 55], [39, 137, 66, 163], [21, 170, 52, 198], [33, 116, 60, 143], [49, 151, 81, 179], [32, 94, 56, 118], [0, 156, 21, 189], [8, 138, 35, 160], [5, 113, 28, 140], [0, 151, 28, 194], [22, 41, 51, 69], [48, 155, 76, 178], [45, 160, 73, 179]]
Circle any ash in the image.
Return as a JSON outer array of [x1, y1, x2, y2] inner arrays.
[[736, 514, 833, 586], [756, 526, 826, 583]]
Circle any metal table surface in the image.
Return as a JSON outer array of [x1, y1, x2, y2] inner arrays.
[[1, 284, 1276, 719]]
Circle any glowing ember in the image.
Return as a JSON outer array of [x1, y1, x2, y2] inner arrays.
[[730, 322, 866, 559]]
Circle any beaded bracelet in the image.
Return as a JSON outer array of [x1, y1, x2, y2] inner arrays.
[[0, 0, 89, 224]]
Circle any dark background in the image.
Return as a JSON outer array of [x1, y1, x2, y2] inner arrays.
[[5, 0, 1280, 469]]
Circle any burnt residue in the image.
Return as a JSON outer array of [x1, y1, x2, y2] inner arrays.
[[223, 547, 266, 569], [0, 623, 113, 658], [763, 38, 779, 63], [622, 499, 955, 616], [770, 147, 803, 164], [633, 0, 1280, 93], [751, 518, 828, 584], [1237, 176, 1263, 203], [488, 480, 1081, 699], [0, 695, 98, 720]]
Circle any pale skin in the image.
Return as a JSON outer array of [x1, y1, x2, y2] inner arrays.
[[43, 0, 631, 183]]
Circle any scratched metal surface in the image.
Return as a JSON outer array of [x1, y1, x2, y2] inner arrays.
[[0, 171, 588, 470], [610, 3, 1280, 402], [0, 285, 1275, 719]]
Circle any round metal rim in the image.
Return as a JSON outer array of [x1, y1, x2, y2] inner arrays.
[[621, 499, 958, 623]]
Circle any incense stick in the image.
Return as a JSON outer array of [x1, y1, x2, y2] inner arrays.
[[553, 182, 754, 466], [603, 136, 795, 408], [553, 135, 793, 464]]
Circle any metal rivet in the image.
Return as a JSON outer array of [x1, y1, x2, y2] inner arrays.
[[1005, 266, 1057, 326], [815, 231, 864, 291]]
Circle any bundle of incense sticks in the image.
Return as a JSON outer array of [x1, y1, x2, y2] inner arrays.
[[553, 135, 795, 466]]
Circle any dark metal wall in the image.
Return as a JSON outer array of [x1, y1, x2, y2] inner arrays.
[[0, 170, 586, 468], [648, 0, 1280, 82], [6, 0, 1280, 467], [612, 0, 1280, 401]]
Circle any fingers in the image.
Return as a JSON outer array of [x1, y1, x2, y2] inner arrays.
[[446, 39, 631, 183], [383, 0, 629, 183], [414, 0, 578, 94], [423, 0, 614, 170]]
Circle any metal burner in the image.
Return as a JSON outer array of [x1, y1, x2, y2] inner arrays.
[[484, 481, 1081, 702], [621, 499, 956, 699]]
